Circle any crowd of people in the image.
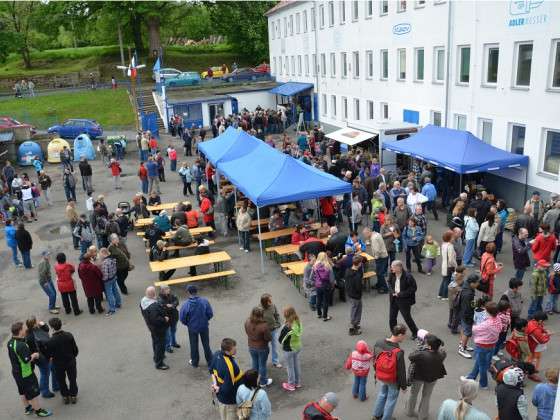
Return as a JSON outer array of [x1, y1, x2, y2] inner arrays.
[[3, 107, 560, 419]]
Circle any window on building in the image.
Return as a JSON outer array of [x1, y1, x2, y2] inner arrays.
[[305, 55, 310, 75], [484, 44, 499, 85], [366, 50, 373, 78], [311, 7, 316, 30], [342, 97, 348, 120], [291, 56, 295, 75], [381, 49, 388, 80], [415, 48, 424, 81], [367, 100, 374, 119], [454, 114, 467, 130], [434, 47, 445, 83], [272, 57, 276, 74], [285, 56, 289, 74], [270, 23, 275, 40], [380, 0, 388, 15], [283, 17, 287, 37], [515, 42, 533, 87], [543, 129, 560, 175], [289, 15, 294, 35], [312, 54, 317, 75], [322, 94, 327, 116], [431, 111, 442, 126], [397, 48, 406, 80], [478, 118, 493, 143], [415, 0, 426, 7], [551, 39, 560, 89], [397, 0, 407, 12], [509, 124, 526, 155], [303, 10, 308, 32], [330, 53, 336, 77], [296, 13, 301, 33], [381, 102, 389, 119], [341, 52, 348, 78], [278, 57, 283, 75], [320, 53, 326, 77], [331, 95, 337, 117], [353, 51, 360, 78], [319, 4, 325, 28], [366, 0, 373, 17], [340, 1, 346, 23], [328, 1, 335, 25], [458, 46, 470, 84], [352, 1, 359, 20], [354, 98, 360, 120], [298, 55, 302, 75]]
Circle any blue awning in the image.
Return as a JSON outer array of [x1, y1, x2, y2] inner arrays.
[[269, 82, 314, 96]]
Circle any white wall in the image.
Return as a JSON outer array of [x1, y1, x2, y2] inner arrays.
[[233, 90, 276, 112]]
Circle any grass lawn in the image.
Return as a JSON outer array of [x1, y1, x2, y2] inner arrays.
[[0, 89, 135, 130]]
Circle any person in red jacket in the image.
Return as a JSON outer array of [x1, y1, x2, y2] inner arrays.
[[320, 196, 337, 227], [531, 223, 557, 263], [205, 162, 215, 194], [108, 158, 121, 190], [526, 311, 552, 373], [149, 136, 158, 155], [344, 340, 373, 401], [54, 253, 81, 316], [199, 188, 215, 237], [291, 225, 310, 245], [137, 161, 148, 195], [302, 392, 339, 420], [77, 253, 104, 315]]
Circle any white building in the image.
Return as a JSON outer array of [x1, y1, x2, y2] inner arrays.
[[266, 0, 560, 202]]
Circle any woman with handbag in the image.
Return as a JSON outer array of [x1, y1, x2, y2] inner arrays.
[[479, 243, 502, 300], [439, 231, 457, 300], [236, 369, 272, 420]]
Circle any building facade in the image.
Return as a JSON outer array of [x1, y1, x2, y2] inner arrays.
[[266, 0, 560, 201]]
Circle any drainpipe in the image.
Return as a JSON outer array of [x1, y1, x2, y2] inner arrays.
[[313, 10, 320, 122], [443, 1, 453, 127]]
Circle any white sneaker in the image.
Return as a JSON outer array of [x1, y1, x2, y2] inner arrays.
[[458, 348, 472, 359], [460, 375, 471, 382], [239, 247, 244, 250], [492, 355, 500, 361], [260, 378, 273, 387], [245, 249, 249, 253], [466, 345, 474, 352]]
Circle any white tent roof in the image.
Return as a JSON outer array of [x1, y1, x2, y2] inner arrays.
[[325, 127, 376, 146]]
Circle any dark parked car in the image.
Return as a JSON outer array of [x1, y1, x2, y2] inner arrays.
[[47, 119, 103, 139], [222, 68, 265, 82]]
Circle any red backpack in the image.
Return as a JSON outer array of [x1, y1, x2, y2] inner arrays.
[[504, 338, 521, 360], [374, 347, 400, 383]]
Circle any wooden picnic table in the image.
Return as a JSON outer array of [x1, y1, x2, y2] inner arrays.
[[254, 222, 321, 242], [250, 218, 269, 227], [149, 251, 231, 273], [137, 226, 213, 238], [146, 201, 188, 212]]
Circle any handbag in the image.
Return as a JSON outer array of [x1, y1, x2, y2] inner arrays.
[[237, 389, 259, 420]]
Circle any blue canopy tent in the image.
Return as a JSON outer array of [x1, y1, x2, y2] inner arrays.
[[198, 129, 351, 271], [269, 82, 314, 96]]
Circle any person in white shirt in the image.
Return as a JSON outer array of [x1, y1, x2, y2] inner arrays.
[[20, 181, 37, 221], [406, 185, 427, 215]]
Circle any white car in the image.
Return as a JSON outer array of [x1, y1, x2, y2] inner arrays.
[[152, 68, 183, 81]]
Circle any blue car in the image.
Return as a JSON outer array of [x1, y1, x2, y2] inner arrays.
[[48, 119, 103, 139], [164, 72, 201, 87]]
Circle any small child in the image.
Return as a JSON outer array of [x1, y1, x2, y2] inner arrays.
[[473, 295, 491, 325], [421, 235, 440, 275], [532, 367, 559, 420], [447, 266, 465, 334], [509, 318, 531, 363], [526, 311, 552, 373], [546, 263, 560, 315], [529, 259, 549, 318], [344, 340, 373, 401], [493, 299, 511, 358]]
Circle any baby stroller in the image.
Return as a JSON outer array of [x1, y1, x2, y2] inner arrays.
[[117, 201, 133, 223]]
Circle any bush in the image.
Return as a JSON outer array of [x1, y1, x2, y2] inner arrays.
[[165, 43, 233, 55]]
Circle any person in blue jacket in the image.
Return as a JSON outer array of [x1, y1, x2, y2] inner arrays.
[[153, 210, 171, 233], [421, 177, 438, 221], [32, 156, 43, 178], [345, 231, 366, 253], [210, 337, 243, 419], [145, 157, 160, 195], [402, 218, 426, 273], [5, 219, 22, 267], [179, 285, 213, 368]]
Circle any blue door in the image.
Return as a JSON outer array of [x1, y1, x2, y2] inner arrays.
[[313, 93, 319, 122], [231, 98, 238, 115], [142, 113, 159, 138], [300, 95, 312, 122]]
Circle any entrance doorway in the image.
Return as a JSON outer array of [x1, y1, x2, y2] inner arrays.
[[209, 103, 224, 122]]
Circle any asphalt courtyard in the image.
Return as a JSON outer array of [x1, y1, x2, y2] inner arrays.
[[0, 136, 558, 420]]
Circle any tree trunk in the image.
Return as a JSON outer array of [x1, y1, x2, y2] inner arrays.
[[146, 15, 161, 57], [131, 13, 143, 53], [21, 47, 31, 69]]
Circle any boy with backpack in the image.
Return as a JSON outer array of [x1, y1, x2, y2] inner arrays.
[[529, 259, 550, 318], [546, 263, 560, 314], [372, 324, 408, 420], [447, 266, 465, 334], [457, 274, 480, 359], [344, 340, 373, 401]]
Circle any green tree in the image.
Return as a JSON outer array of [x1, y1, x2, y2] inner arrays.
[[1, 1, 38, 68]]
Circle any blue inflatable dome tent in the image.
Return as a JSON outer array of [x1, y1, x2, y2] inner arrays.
[[17, 141, 43, 166], [73, 134, 96, 161]]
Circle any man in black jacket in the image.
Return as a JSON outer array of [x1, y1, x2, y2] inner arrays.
[[78, 157, 93, 193], [345, 256, 364, 336], [45, 317, 79, 405], [140, 286, 169, 370], [388, 260, 419, 339], [457, 274, 480, 359], [326, 226, 347, 258]]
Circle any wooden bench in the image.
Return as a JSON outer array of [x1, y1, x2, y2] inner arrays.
[[137, 226, 213, 238], [253, 222, 321, 242], [145, 240, 216, 253], [155, 270, 236, 288], [149, 251, 231, 273], [146, 201, 189, 212]]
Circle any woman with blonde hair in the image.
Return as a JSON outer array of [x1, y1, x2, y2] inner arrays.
[[279, 306, 303, 392], [436, 379, 490, 420], [312, 252, 335, 321]]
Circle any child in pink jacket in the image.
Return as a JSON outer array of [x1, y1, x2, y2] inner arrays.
[[344, 340, 373, 401]]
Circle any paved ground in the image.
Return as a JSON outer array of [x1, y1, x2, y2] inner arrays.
[[0, 134, 557, 420]]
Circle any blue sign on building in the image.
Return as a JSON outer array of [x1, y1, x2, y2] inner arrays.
[[392, 23, 411, 35]]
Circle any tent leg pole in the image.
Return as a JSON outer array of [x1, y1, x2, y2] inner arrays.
[[257, 206, 265, 275], [523, 167, 529, 205]]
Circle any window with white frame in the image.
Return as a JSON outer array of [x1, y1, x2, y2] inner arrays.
[[331, 95, 337, 117], [285, 56, 289, 74], [270, 23, 274, 40], [305, 55, 310, 75], [366, 50, 373, 78], [514, 42, 533, 87], [289, 15, 294, 35], [322, 94, 327, 116], [341, 52, 348, 78], [272, 57, 276, 74], [291, 56, 295, 75], [328, 1, 335, 26], [278, 57, 282, 75], [551, 39, 560, 89], [483, 44, 499, 85], [478, 118, 493, 143], [342, 97, 348, 120], [296, 13, 301, 33], [380, 0, 388, 15], [543, 129, 560, 175], [319, 4, 325, 28], [311, 7, 316, 30], [298, 55, 302, 75], [354, 98, 360, 120], [367, 100, 374, 119], [312, 54, 317, 75], [381, 102, 389, 119], [340, 1, 346, 23], [415, 0, 426, 7], [330, 53, 336, 77], [397, 0, 407, 12], [415, 48, 424, 81], [303, 10, 308, 32], [434, 46, 445, 83], [366, 0, 373, 17], [457, 45, 471, 84], [454, 114, 467, 130], [397, 48, 406, 80], [381, 49, 388, 80], [353, 51, 360, 78], [283, 17, 287, 37], [431, 111, 442, 126], [509, 123, 526, 155], [320, 53, 326, 77], [352, 0, 359, 20]]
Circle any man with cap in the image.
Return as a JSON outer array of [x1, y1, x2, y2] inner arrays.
[[38, 250, 59, 314], [302, 392, 339, 420], [179, 285, 213, 368], [140, 286, 169, 370]]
